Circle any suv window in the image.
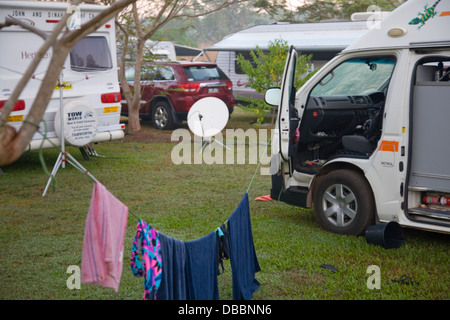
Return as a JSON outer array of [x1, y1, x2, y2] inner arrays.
[[70, 36, 113, 71], [310, 56, 396, 96], [125, 65, 175, 82], [182, 65, 228, 81]]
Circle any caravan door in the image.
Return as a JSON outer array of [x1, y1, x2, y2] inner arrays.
[[278, 46, 299, 162]]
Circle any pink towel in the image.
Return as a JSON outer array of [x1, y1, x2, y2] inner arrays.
[[81, 182, 128, 292]]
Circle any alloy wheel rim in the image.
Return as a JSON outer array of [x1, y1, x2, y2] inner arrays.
[[321, 183, 357, 227], [154, 106, 168, 128]]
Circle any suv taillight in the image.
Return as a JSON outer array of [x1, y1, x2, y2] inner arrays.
[[101, 92, 121, 103], [226, 81, 233, 91], [0, 100, 25, 112], [178, 83, 200, 92]]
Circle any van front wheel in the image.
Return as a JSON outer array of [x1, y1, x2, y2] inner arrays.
[[313, 169, 375, 236]]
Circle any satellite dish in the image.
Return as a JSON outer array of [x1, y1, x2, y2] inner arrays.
[[187, 97, 230, 152], [187, 97, 229, 138]]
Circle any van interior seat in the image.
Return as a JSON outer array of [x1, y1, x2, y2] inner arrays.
[[341, 135, 374, 155], [416, 65, 437, 82]]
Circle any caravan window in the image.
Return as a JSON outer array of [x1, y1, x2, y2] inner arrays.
[[235, 51, 258, 75], [70, 36, 113, 71]]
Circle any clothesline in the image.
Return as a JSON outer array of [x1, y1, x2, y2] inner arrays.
[[81, 182, 261, 300], [34, 114, 271, 299]]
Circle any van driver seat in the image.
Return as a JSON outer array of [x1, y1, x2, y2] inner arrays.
[[341, 108, 383, 155], [341, 135, 374, 155]]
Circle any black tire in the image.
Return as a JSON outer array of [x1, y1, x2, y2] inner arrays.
[[313, 169, 375, 236], [152, 101, 174, 130]]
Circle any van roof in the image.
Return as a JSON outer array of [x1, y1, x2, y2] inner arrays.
[[344, 0, 450, 53]]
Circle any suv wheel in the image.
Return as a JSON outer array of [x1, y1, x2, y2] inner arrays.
[[152, 101, 174, 130]]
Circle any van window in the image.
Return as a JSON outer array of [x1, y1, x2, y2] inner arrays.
[[310, 56, 396, 96], [70, 36, 112, 71], [182, 65, 228, 81]]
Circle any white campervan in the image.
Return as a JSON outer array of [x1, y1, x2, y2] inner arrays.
[[0, 1, 124, 151], [265, 0, 450, 235]]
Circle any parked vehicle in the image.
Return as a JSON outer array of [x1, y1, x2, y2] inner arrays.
[[0, 1, 124, 151], [265, 0, 450, 235], [120, 61, 234, 130]]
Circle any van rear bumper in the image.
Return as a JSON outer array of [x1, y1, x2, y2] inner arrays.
[[26, 129, 124, 151]]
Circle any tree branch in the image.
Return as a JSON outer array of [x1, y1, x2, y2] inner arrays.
[[1, 16, 47, 39], [0, 9, 71, 131]]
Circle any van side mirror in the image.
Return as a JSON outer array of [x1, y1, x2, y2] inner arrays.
[[264, 87, 281, 106]]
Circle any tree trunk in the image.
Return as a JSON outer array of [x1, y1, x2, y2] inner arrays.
[[125, 37, 146, 133], [127, 105, 141, 133]]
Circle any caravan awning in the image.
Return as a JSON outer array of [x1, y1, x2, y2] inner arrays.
[[174, 44, 203, 57], [205, 21, 371, 53]]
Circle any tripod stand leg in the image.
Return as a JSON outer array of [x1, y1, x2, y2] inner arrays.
[[213, 139, 231, 151], [66, 153, 99, 184], [42, 152, 63, 196]]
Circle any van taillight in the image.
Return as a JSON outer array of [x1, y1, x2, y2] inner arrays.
[[101, 92, 121, 103], [178, 83, 200, 92], [0, 100, 25, 112]]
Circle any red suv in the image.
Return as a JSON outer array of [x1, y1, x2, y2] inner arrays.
[[120, 61, 234, 130]]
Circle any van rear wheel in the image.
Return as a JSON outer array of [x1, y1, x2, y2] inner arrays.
[[152, 101, 174, 130], [313, 169, 375, 236]]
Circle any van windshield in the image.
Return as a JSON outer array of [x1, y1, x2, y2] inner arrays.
[[70, 36, 112, 72], [310, 56, 396, 96]]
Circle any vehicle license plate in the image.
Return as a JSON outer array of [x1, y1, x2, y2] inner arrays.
[[208, 88, 219, 93]]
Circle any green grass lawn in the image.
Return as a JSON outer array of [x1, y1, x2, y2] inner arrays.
[[0, 107, 449, 300]]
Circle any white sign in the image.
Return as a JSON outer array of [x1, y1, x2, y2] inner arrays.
[[55, 100, 98, 146]]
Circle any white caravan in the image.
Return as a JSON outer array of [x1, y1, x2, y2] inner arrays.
[[0, 1, 124, 151], [265, 0, 450, 235], [145, 40, 177, 61]]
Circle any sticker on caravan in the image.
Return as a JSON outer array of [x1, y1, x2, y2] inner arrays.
[[54, 100, 98, 147], [54, 81, 73, 90], [409, 0, 441, 29]]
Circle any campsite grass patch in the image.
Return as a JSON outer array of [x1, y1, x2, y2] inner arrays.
[[0, 107, 449, 300]]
